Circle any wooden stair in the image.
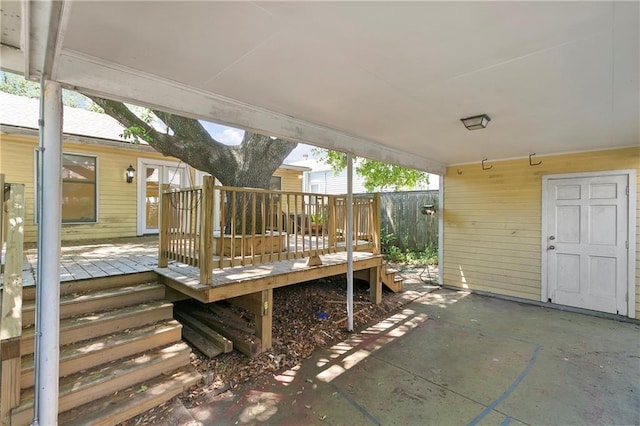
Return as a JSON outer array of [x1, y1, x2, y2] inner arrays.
[[381, 264, 403, 293], [10, 278, 201, 425]]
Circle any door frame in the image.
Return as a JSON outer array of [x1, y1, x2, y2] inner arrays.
[[540, 169, 636, 318], [136, 158, 187, 235]]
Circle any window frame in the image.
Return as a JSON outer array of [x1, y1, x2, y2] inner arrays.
[[60, 152, 99, 224]]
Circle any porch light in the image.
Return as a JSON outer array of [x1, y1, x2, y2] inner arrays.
[[126, 164, 136, 183], [461, 114, 490, 130]]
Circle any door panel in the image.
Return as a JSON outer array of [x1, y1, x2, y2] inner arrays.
[[145, 166, 160, 231], [546, 174, 628, 315], [138, 161, 187, 235]]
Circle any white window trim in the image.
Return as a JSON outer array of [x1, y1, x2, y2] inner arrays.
[[34, 150, 99, 225]]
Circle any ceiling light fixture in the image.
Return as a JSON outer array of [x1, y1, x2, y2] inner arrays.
[[461, 114, 490, 130]]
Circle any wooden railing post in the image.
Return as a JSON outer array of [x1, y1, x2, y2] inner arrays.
[[1, 183, 25, 425], [158, 186, 170, 268], [371, 193, 381, 254], [328, 196, 337, 250], [200, 176, 214, 284]]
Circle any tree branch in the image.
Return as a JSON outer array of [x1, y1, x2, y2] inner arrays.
[[85, 95, 238, 174]]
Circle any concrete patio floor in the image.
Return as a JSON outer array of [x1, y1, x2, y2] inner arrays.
[[179, 288, 640, 425]]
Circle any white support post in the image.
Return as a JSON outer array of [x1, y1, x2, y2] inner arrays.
[[438, 175, 444, 285], [346, 152, 354, 331], [35, 80, 62, 425]]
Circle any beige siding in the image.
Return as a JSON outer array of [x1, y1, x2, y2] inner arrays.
[[273, 168, 305, 213], [1, 134, 307, 244], [1, 134, 178, 243], [443, 147, 640, 318]]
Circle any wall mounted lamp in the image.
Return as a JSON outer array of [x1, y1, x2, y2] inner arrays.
[[461, 114, 490, 130], [126, 164, 136, 183]]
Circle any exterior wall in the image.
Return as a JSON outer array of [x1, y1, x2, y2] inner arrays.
[[305, 168, 368, 194], [273, 168, 305, 213], [442, 147, 640, 318], [1, 133, 181, 243], [1, 133, 307, 243]]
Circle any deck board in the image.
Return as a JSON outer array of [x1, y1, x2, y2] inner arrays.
[[155, 251, 383, 303], [2, 237, 381, 306]]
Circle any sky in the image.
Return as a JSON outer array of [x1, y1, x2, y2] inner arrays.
[[199, 121, 316, 164]]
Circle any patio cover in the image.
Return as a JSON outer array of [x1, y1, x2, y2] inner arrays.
[[1, 1, 638, 172]]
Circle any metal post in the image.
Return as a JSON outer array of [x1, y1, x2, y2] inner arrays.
[[346, 152, 354, 331], [34, 80, 62, 425], [438, 174, 444, 285]]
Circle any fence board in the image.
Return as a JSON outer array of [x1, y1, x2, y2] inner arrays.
[[378, 190, 438, 252]]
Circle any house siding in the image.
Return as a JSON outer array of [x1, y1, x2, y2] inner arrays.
[[1, 134, 180, 243], [442, 147, 640, 318], [1, 134, 306, 243], [273, 168, 305, 213], [305, 169, 368, 194]]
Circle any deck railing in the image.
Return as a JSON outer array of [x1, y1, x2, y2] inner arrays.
[[0, 175, 26, 423], [159, 176, 380, 284]]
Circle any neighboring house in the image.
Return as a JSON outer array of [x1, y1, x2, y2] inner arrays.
[[290, 156, 438, 194], [0, 92, 308, 243]]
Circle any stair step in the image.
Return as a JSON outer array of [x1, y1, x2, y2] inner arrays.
[[382, 272, 403, 293], [21, 320, 183, 389], [22, 282, 165, 326], [11, 342, 192, 426], [20, 300, 174, 355], [58, 366, 201, 426]]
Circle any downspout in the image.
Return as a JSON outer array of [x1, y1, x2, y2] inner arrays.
[[346, 152, 354, 331]]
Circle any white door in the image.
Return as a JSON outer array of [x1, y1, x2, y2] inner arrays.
[[137, 160, 187, 235], [545, 174, 629, 315]]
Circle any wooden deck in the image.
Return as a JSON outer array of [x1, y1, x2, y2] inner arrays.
[[2, 235, 375, 290], [156, 251, 383, 303], [2, 237, 159, 287]]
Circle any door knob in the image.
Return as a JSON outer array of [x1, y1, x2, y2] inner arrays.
[[548, 245, 555, 250], [549, 236, 555, 240]]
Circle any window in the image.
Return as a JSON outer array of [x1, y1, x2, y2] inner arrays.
[[269, 176, 282, 191], [62, 154, 97, 223]]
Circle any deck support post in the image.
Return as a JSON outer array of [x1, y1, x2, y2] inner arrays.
[[35, 79, 63, 425], [369, 266, 382, 305], [228, 289, 273, 352], [255, 289, 273, 351]]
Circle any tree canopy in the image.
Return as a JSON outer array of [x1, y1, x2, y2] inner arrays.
[[315, 149, 429, 192], [1, 72, 297, 189]]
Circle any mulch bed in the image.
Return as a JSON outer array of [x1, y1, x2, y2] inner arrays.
[[125, 273, 429, 425]]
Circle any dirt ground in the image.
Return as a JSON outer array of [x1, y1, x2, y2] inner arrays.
[[125, 264, 438, 425]]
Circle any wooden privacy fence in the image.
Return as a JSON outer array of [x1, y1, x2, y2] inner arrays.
[[378, 190, 439, 252], [0, 175, 26, 424], [159, 176, 380, 284]]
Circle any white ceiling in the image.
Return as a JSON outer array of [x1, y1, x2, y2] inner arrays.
[[2, 1, 638, 173]]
